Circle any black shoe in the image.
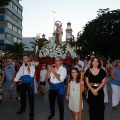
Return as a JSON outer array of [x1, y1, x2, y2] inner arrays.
[[16, 109, 25, 114], [48, 114, 55, 119]]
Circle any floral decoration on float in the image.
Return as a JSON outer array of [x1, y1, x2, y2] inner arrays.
[[38, 41, 76, 65]]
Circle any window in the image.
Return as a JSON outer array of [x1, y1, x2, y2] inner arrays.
[[18, 18, 22, 25], [13, 25, 17, 32], [7, 22, 12, 30], [18, 8, 22, 15], [0, 8, 5, 14], [18, 28, 22, 35], [6, 34, 13, 41], [7, 10, 12, 18], [13, 14, 17, 22], [13, 36, 18, 43], [13, 3, 18, 11], [0, 21, 4, 28], [0, 34, 4, 39]]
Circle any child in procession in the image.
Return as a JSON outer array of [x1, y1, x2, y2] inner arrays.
[[66, 67, 84, 120], [39, 64, 47, 95]]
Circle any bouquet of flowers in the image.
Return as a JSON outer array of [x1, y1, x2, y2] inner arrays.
[[39, 43, 76, 59]]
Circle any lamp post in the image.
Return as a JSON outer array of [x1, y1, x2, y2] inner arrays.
[[35, 33, 40, 55], [74, 37, 78, 52], [52, 11, 55, 33]]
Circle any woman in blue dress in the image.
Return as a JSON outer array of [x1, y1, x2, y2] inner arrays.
[[3, 59, 15, 102]]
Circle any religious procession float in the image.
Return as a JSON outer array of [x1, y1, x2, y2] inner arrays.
[[36, 21, 77, 65]]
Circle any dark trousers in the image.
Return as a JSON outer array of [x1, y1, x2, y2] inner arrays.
[[20, 82, 34, 118], [49, 90, 64, 120]]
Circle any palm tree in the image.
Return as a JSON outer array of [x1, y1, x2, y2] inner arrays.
[[30, 38, 37, 52], [0, 0, 12, 6], [30, 37, 49, 51], [4, 42, 28, 60]]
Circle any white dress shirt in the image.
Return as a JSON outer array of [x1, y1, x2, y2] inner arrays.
[[50, 65, 67, 84], [75, 60, 84, 71], [14, 63, 35, 82]]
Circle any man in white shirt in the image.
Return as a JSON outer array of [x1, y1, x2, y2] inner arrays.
[[74, 54, 84, 72], [46, 56, 67, 120], [11, 54, 35, 120]]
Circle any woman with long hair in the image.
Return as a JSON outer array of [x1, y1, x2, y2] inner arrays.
[[84, 56, 106, 120]]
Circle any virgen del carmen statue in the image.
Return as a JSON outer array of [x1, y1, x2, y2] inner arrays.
[[36, 21, 77, 66]]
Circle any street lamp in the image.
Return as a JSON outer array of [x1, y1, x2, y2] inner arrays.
[[35, 33, 40, 54], [74, 37, 78, 52]]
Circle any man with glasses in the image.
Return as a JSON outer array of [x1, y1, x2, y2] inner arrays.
[[11, 54, 35, 120], [46, 56, 67, 120]]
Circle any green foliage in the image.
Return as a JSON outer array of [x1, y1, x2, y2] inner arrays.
[[30, 37, 48, 51], [38, 38, 48, 50], [77, 8, 120, 59], [0, 0, 12, 6], [4, 42, 28, 60], [29, 38, 48, 58]]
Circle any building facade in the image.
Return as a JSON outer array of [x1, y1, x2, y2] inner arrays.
[[22, 37, 35, 51], [0, 0, 23, 55]]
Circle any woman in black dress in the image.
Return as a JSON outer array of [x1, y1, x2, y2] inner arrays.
[[85, 56, 106, 120]]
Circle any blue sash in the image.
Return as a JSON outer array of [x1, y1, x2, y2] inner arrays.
[[50, 82, 64, 95]]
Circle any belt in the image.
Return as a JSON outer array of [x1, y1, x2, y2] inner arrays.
[[90, 83, 101, 87]]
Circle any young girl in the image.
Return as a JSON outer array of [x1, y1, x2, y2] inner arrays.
[[66, 67, 84, 120]]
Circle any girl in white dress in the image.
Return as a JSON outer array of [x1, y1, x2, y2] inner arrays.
[[66, 67, 84, 120]]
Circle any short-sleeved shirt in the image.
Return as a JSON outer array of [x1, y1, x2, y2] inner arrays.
[[50, 65, 67, 84], [75, 60, 84, 71], [40, 69, 47, 82], [84, 68, 106, 83]]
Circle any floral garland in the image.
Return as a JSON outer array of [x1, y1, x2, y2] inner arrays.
[[39, 43, 76, 59]]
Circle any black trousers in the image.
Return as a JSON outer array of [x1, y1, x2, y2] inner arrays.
[[20, 82, 34, 118], [49, 90, 64, 120]]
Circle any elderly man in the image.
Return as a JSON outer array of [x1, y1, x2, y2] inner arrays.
[[46, 56, 67, 120], [11, 54, 35, 120], [74, 54, 84, 72]]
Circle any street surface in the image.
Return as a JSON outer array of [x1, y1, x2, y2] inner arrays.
[[0, 81, 120, 120]]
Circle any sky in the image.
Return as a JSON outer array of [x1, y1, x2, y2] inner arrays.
[[20, 0, 120, 40]]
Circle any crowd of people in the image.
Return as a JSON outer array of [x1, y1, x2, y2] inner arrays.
[[0, 54, 120, 120]]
